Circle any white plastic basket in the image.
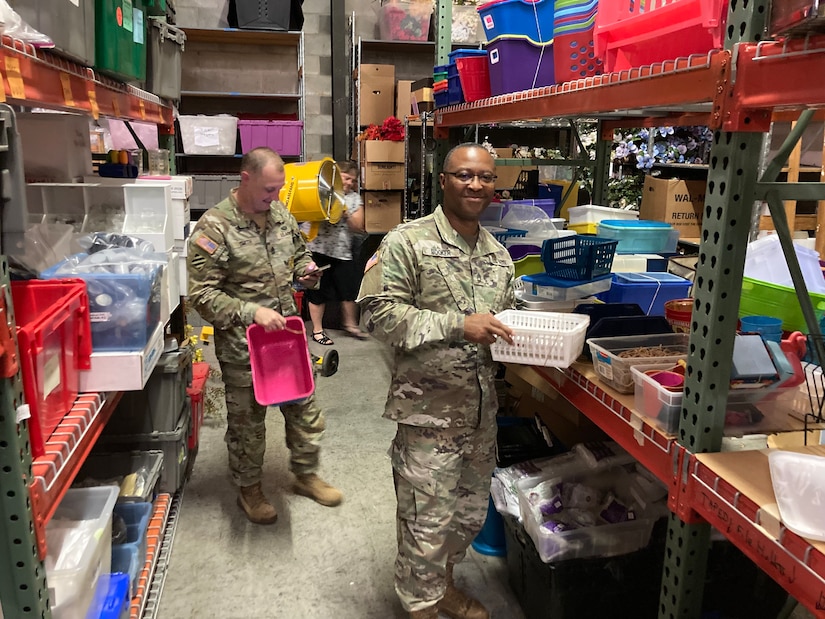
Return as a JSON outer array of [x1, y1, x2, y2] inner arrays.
[[491, 309, 590, 367]]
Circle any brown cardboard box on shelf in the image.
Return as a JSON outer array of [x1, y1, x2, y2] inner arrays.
[[360, 64, 396, 126], [640, 175, 705, 239], [493, 147, 537, 190], [411, 87, 434, 114], [364, 191, 403, 233], [396, 80, 415, 119], [361, 140, 406, 190], [362, 140, 405, 163]]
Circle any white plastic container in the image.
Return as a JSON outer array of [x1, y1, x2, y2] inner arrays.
[[123, 183, 174, 253], [769, 450, 825, 541], [491, 309, 590, 367], [567, 204, 639, 226], [179, 114, 238, 155], [46, 486, 119, 619], [744, 234, 825, 295]]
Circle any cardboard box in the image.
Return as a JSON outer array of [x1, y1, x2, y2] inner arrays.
[[493, 148, 536, 190], [362, 163, 406, 190], [360, 64, 396, 126], [363, 140, 405, 163], [396, 80, 414, 119], [364, 191, 403, 233], [640, 175, 705, 239]]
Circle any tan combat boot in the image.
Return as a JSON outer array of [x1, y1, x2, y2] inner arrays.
[[237, 482, 278, 525], [439, 563, 490, 619], [293, 473, 343, 507], [409, 605, 439, 619]]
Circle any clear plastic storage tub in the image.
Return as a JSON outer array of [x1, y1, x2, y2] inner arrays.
[[567, 204, 638, 226], [518, 273, 613, 301], [46, 486, 119, 619], [596, 220, 679, 254], [587, 333, 690, 393]]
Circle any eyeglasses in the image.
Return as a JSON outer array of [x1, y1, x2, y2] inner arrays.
[[444, 171, 498, 185]]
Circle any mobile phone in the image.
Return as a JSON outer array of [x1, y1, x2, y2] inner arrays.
[[312, 263, 331, 272]]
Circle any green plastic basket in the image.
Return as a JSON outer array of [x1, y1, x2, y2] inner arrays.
[[739, 276, 825, 333]]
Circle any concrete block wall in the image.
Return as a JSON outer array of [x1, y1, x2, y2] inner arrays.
[[303, 0, 334, 159]]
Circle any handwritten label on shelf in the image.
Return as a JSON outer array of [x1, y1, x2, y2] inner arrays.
[[60, 73, 74, 107], [139, 99, 146, 120], [112, 97, 121, 118], [4, 58, 25, 100], [87, 87, 99, 119]]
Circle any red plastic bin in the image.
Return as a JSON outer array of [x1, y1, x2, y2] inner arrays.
[[238, 120, 303, 157], [11, 279, 92, 457], [594, 0, 729, 73], [186, 361, 209, 451], [456, 56, 491, 102]]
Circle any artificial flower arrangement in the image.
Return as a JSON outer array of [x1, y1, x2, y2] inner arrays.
[[357, 116, 406, 142]]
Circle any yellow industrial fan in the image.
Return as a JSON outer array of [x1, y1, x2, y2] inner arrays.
[[279, 157, 346, 240]]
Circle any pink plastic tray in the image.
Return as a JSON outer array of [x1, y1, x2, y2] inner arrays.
[[247, 317, 315, 406]]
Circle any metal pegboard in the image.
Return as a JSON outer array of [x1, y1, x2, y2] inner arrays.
[[0, 255, 50, 619]]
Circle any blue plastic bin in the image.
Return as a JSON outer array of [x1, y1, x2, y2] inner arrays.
[[596, 220, 679, 254], [110, 544, 139, 600], [597, 272, 692, 316], [40, 254, 162, 351], [477, 0, 554, 43], [113, 502, 153, 573], [86, 573, 130, 619]]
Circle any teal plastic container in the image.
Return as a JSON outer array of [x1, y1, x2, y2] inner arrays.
[[597, 220, 679, 254], [95, 0, 147, 82]]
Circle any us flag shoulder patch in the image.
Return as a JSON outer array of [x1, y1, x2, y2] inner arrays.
[[364, 251, 379, 273], [195, 235, 219, 255]]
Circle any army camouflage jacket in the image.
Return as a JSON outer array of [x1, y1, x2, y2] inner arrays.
[[187, 192, 315, 376], [358, 206, 515, 428]]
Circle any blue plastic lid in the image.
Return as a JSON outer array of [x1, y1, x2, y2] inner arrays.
[[522, 272, 613, 288], [449, 49, 489, 60], [434, 64, 450, 73], [599, 220, 673, 229], [614, 272, 689, 284]]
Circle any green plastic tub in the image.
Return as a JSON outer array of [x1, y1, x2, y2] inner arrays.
[[95, 0, 148, 82], [739, 276, 825, 333]]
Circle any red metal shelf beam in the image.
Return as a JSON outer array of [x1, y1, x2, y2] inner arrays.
[[686, 456, 825, 617], [0, 35, 173, 127], [531, 366, 683, 503], [434, 52, 728, 133], [28, 391, 122, 559]]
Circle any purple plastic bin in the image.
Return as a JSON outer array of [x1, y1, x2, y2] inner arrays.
[[247, 317, 314, 406], [487, 36, 554, 95], [238, 120, 303, 157]]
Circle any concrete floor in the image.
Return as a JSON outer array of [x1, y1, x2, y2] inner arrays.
[[157, 325, 526, 619]]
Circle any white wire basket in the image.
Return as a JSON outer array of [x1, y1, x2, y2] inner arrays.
[[491, 309, 590, 368]]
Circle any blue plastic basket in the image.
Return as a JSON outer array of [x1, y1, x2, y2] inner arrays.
[[493, 228, 528, 243], [540, 235, 618, 280]]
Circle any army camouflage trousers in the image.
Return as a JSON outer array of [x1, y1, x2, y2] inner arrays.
[[224, 384, 326, 487], [390, 421, 497, 612]]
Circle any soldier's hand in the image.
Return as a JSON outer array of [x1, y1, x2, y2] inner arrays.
[[254, 307, 287, 331], [297, 261, 323, 286], [464, 313, 514, 346]]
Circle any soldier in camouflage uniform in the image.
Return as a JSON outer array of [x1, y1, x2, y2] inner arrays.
[[358, 144, 515, 619], [187, 147, 343, 525]]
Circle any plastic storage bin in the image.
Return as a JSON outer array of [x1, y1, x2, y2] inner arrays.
[[587, 333, 690, 393], [477, 0, 555, 42], [108, 346, 192, 435], [740, 276, 825, 334], [76, 450, 164, 503], [518, 272, 613, 301], [631, 362, 686, 433], [769, 450, 825, 542], [567, 204, 639, 226], [8, 0, 95, 65], [99, 413, 191, 494], [456, 55, 491, 102], [379, 1, 433, 41], [235, 0, 291, 29], [488, 35, 555, 95], [452, 3, 485, 44], [147, 19, 186, 100], [553, 0, 603, 83], [187, 361, 210, 451], [11, 279, 92, 457], [541, 235, 618, 281], [594, 0, 729, 72], [45, 486, 119, 619], [40, 255, 163, 352], [447, 61, 465, 105], [596, 220, 678, 254], [238, 120, 303, 157], [113, 502, 153, 574], [86, 573, 130, 619], [95, 0, 148, 82], [110, 545, 140, 600], [248, 317, 314, 406], [598, 272, 693, 316], [179, 115, 239, 155], [744, 235, 825, 295], [190, 174, 240, 212], [491, 309, 590, 367]]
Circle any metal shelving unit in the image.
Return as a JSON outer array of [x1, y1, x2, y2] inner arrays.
[[0, 37, 177, 619], [433, 1, 825, 616]]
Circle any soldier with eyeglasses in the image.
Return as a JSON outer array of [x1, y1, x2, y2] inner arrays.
[[358, 143, 515, 619]]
